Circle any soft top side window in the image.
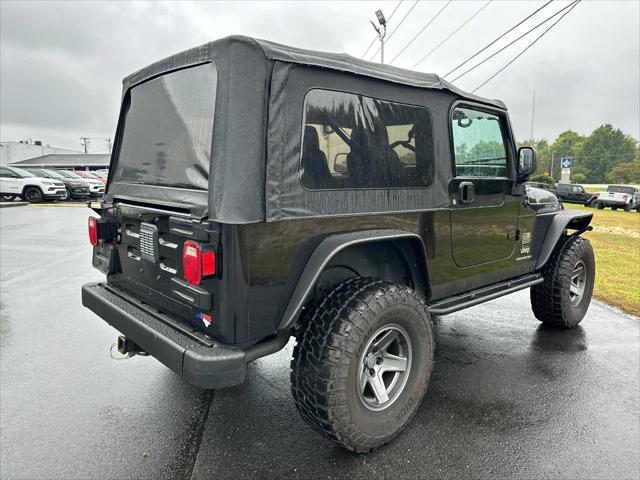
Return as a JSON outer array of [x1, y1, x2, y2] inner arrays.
[[451, 107, 509, 178], [301, 89, 434, 190]]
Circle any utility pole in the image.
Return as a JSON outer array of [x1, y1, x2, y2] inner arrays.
[[80, 137, 90, 154], [106, 138, 112, 154], [529, 90, 536, 143], [370, 10, 387, 64]]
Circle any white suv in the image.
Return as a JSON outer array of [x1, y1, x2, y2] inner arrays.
[[0, 166, 66, 203]]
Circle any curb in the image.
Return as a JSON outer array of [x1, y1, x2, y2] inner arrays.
[[0, 202, 29, 208]]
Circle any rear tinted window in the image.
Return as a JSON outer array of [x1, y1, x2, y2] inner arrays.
[[301, 89, 433, 190], [112, 63, 217, 190]]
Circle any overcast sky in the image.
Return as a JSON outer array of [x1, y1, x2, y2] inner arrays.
[[1, 0, 638, 153]]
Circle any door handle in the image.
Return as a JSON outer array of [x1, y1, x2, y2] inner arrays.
[[459, 181, 475, 204]]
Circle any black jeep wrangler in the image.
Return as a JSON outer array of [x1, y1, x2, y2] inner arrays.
[[82, 36, 596, 452]]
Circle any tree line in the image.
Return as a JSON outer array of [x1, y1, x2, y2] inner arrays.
[[518, 124, 640, 184]]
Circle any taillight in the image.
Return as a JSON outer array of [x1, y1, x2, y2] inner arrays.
[[88, 216, 98, 246], [183, 240, 216, 285], [89, 216, 116, 246]]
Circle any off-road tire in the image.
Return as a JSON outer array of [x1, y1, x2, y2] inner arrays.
[[23, 187, 43, 203], [291, 277, 434, 452], [531, 235, 595, 328]]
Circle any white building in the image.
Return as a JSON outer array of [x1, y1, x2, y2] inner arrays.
[[0, 141, 83, 166]]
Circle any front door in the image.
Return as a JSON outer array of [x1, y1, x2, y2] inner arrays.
[[449, 105, 519, 268], [0, 167, 21, 195]]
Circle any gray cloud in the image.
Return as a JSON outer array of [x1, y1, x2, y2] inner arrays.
[[1, 0, 638, 152]]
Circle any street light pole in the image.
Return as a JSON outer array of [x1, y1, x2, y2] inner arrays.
[[370, 10, 387, 64]]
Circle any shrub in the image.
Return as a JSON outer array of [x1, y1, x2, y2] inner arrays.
[[572, 173, 586, 184], [529, 174, 555, 185]]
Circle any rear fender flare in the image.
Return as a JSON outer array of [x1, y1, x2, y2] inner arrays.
[[277, 229, 427, 331], [534, 210, 593, 270]]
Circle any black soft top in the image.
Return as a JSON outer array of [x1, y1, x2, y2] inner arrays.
[[122, 35, 505, 109], [108, 36, 509, 223]]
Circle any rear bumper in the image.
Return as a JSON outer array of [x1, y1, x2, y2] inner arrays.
[[81, 282, 288, 389]]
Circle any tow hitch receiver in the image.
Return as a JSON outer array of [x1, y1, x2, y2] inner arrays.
[[116, 335, 146, 357]]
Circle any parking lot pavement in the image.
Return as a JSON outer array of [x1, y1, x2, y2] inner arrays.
[[1, 206, 639, 480]]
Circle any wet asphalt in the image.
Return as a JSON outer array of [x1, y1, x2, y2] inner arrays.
[[0, 206, 638, 480]]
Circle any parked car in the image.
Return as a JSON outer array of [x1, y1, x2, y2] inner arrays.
[[594, 185, 640, 212], [82, 36, 596, 453], [555, 183, 597, 206], [524, 181, 555, 192], [24, 168, 91, 200], [74, 170, 107, 184], [0, 165, 66, 202], [56, 170, 105, 197]]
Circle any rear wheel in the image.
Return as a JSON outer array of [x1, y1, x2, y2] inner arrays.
[[531, 236, 595, 328], [291, 277, 434, 452], [612, 206, 618, 211], [23, 187, 43, 203]]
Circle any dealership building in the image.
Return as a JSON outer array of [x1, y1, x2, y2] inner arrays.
[[10, 153, 110, 171]]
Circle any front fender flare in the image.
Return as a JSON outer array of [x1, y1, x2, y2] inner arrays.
[[534, 209, 593, 270], [277, 229, 426, 331]]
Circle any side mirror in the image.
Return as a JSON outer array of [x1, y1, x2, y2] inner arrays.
[[517, 146, 537, 177]]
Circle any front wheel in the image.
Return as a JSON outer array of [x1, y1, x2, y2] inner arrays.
[[291, 277, 434, 452], [531, 236, 595, 328], [23, 187, 43, 203], [596, 202, 604, 210], [61, 188, 71, 201], [624, 203, 631, 212]]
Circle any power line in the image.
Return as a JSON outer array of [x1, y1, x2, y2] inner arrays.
[[361, 0, 404, 58], [443, 0, 554, 78], [451, 0, 578, 83], [369, 0, 420, 61], [389, 0, 452, 65], [472, 0, 581, 92], [412, 0, 493, 69]]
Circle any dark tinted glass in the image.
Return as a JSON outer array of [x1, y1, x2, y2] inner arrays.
[[112, 63, 217, 190], [301, 89, 433, 190]]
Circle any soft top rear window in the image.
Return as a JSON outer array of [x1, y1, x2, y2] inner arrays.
[[111, 63, 217, 190]]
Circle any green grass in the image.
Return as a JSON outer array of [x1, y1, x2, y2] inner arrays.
[[568, 204, 639, 316]]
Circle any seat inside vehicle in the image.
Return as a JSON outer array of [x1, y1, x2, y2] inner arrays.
[[301, 125, 333, 189]]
